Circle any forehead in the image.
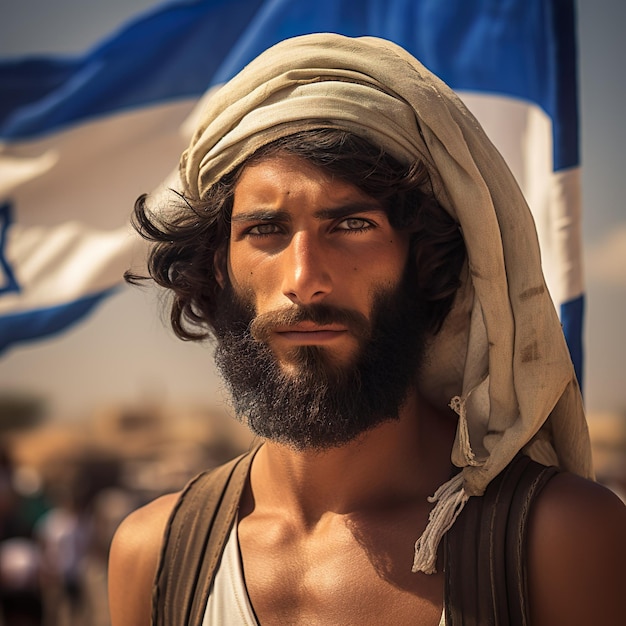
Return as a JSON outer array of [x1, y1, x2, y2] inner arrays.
[[232, 153, 382, 211]]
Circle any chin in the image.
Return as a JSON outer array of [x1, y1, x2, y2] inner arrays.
[[274, 343, 360, 378]]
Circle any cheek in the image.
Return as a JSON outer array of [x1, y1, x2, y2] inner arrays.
[[227, 250, 276, 308], [227, 243, 252, 284], [362, 237, 410, 282]]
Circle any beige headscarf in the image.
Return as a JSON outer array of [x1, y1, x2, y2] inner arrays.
[[175, 33, 593, 573]]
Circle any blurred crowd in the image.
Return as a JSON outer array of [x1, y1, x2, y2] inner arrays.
[[0, 445, 130, 626], [0, 403, 252, 626]]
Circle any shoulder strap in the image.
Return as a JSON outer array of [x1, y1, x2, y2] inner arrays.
[[443, 454, 559, 626], [151, 446, 259, 626]]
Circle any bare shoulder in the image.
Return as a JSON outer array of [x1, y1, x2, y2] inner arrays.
[[108, 491, 181, 626], [527, 471, 626, 626]]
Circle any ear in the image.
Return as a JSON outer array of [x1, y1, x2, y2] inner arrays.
[[214, 246, 228, 288]]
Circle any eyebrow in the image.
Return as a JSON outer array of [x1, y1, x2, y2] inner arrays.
[[230, 201, 385, 223], [231, 209, 290, 223]]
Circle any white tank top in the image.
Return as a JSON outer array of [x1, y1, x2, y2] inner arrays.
[[203, 519, 258, 625], [203, 522, 446, 625]]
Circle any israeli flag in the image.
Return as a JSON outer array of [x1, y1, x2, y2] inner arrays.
[[0, 0, 583, 384]]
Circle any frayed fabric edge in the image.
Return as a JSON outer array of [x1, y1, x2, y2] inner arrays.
[[449, 394, 481, 466], [412, 472, 469, 574]]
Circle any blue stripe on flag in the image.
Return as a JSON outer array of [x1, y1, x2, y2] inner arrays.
[[0, 288, 118, 354], [1, 0, 579, 171], [211, 0, 579, 171], [0, 0, 266, 139], [560, 294, 584, 388]]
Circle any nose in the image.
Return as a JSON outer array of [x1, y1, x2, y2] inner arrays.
[[280, 230, 332, 305]]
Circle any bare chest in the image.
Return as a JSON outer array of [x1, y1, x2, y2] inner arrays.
[[237, 512, 444, 626]]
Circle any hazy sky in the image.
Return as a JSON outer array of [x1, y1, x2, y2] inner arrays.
[[1, 0, 625, 420]]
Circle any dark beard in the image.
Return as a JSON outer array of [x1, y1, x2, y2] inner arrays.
[[212, 263, 429, 451]]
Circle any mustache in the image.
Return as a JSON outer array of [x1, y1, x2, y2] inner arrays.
[[250, 304, 371, 344]]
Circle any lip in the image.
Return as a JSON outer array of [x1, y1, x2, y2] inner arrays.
[[275, 321, 347, 333], [274, 323, 349, 344]]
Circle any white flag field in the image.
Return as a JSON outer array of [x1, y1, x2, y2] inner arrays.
[[0, 0, 584, 384]]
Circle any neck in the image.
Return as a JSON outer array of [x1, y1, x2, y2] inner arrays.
[[247, 389, 456, 524]]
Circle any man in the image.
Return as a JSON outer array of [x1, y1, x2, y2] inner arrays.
[[108, 34, 625, 625]]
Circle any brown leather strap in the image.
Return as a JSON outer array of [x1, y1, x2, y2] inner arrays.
[[151, 446, 259, 626], [444, 455, 559, 625]]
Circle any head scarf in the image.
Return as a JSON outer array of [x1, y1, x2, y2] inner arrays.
[[173, 33, 593, 573]]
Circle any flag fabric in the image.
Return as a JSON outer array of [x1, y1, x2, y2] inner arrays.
[[0, 0, 583, 385]]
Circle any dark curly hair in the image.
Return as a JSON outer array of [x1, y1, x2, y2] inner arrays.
[[126, 128, 466, 341]]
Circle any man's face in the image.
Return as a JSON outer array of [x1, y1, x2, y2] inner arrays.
[[212, 153, 429, 450], [224, 153, 411, 371]]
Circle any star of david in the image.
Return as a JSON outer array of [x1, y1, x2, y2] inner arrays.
[[0, 201, 20, 295]]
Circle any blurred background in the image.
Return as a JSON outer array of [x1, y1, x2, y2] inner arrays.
[[1, 1, 625, 624]]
